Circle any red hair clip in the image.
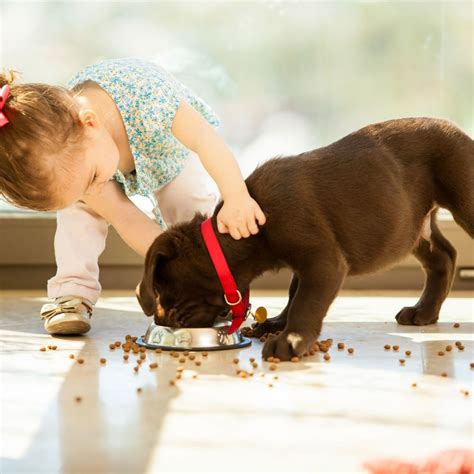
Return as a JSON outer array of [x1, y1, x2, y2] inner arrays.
[[0, 84, 11, 127]]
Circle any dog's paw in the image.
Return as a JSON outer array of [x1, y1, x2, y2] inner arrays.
[[251, 315, 287, 338], [262, 330, 315, 361], [395, 306, 439, 326]]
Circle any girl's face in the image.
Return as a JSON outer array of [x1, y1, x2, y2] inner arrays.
[[55, 107, 120, 209]]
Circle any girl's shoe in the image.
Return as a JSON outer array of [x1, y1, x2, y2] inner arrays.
[[40, 296, 93, 335]]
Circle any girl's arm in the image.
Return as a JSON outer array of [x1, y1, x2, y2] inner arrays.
[[171, 100, 266, 240], [82, 180, 161, 258]]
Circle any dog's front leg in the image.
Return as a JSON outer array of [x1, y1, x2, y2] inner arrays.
[[262, 254, 347, 361]]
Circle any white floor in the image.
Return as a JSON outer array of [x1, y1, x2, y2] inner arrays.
[[1, 290, 473, 473]]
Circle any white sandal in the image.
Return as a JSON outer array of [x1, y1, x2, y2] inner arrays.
[[40, 296, 93, 335]]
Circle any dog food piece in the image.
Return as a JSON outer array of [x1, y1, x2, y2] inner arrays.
[[453, 323, 460, 328], [51, 345, 58, 350], [337, 342, 345, 350], [109, 344, 115, 350], [266, 356, 274, 363], [39, 347, 47, 352], [124, 347, 131, 353], [252, 362, 258, 369], [75, 396, 82, 402], [125, 334, 132, 340], [273, 358, 281, 363], [384, 345, 391, 350], [176, 366, 185, 372], [405, 350, 412, 356], [249, 357, 255, 363], [455, 341, 462, 347], [461, 390, 469, 397], [169, 380, 176, 386], [195, 361, 201, 366], [291, 356, 300, 363], [392, 345, 399, 351], [139, 353, 146, 360], [131, 336, 138, 342], [69, 354, 75, 359], [441, 372, 448, 377], [192, 374, 198, 379], [348, 348, 354, 354], [114, 341, 121, 347], [175, 374, 182, 380], [139, 347, 146, 353], [399, 359, 405, 365], [445, 345, 452, 352], [100, 358, 106, 364], [172, 353, 180, 358], [133, 366, 139, 372], [132, 348, 139, 354], [149, 362, 158, 369], [137, 359, 143, 365], [188, 354, 196, 360], [155, 348, 162, 353], [309, 350, 315, 356], [183, 351, 189, 356], [77, 358, 84, 364], [323, 354, 331, 361], [202, 352, 209, 357], [458, 345, 465, 351], [136, 387, 142, 394], [470, 363, 474, 369], [179, 357, 186, 363], [47, 345, 53, 350], [411, 383, 417, 388], [269, 364, 277, 371], [438, 351, 445, 356], [123, 354, 129, 361], [233, 358, 239, 364], [238, 371, 248, 378]]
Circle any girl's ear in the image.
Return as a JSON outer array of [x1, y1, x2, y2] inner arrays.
[[136, 238, 175, 317]]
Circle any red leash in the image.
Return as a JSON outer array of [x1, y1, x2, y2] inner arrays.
[[200, 218, 250, 334]]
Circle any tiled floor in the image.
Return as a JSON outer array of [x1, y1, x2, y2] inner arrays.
[[1, 290, 473, 473]]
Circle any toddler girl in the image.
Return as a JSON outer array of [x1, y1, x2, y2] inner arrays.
[[0, 57, 265, 335]]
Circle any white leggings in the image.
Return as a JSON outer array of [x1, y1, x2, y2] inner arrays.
[[47, 153, 219, 304]]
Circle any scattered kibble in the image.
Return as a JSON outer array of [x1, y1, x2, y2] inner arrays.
[[109, 344, 115, 350], [179, 357, 186, 363], [133, 366, 139, 372], [155, 348, 162, 353], [405, 351, 412, 356], [269, 364, 277, 371], [323, 354, 331, 361], [136, 388, 142, 394], [75, 396, 82, 403], [252, 362, 258, 369], [137, 359, 143, 365], [441, 372, 448, 377], [392, 345, 399, 351], [268, 383, 273, 388], [460, 390, 469, 397], [438, 351, 445, 356], [123, 354, 129, 361], [470, 363, 474, 369], [183, 351, 189, 356], [140, 353, 146, 360], [100, 358, 106, 364], [348, 348, 354, 354], [169, 380, 176, 386], [40, 347, 47, 352], [188, 354, 196, 360], [454, 323, 460, 328], [69, 354, 75, 359], [458, 345, 465, 351], [176, 366, 185, 372], [202, 352, 208, 357], [195, 361, 201, 366], [399, 359, 405, 365], [139, 347, 146, 353], [114, 341, 121, 347], [337, 342, 345, 350], [273, 376, 279, 380], [192, 375, 198, 379], [446, 345, 452, 352], [175, 374, 182, 380], [249, 357, 255, 363], [239, 371, 248, 378], [233, 358, 239, 364], [291, 356, 300, 363], [455, 341, 462, 347], [149, 362, 158, 369]]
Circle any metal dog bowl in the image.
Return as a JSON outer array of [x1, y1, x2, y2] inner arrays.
[[137, 319, 252, 352]]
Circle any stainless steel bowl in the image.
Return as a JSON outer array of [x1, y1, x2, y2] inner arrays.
[[137, 320, 252, 352]]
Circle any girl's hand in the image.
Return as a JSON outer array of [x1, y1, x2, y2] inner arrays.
[[217, 192, 266, 240]]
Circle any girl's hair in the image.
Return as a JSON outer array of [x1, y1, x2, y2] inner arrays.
[[0, 68, 86, 211]]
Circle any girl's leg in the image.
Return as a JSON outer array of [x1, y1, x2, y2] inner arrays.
[[47, 200, 109, 305], [156, 152, 220, 226]]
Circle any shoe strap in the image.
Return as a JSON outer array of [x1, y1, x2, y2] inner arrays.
[[41, 297, 93, 321]]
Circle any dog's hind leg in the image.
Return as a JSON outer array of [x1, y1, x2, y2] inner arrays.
[[251, 274, 298, 338], [395, 214, 457, 326]]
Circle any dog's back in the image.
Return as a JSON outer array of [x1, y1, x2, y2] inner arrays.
[[245, 117, 473, 273]]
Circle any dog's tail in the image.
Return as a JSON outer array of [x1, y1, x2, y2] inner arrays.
[[432, 121, 473, 238]]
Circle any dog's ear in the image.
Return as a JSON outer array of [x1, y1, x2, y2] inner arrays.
[[136, 238, 176, 317]]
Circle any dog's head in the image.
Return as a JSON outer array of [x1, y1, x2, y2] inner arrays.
[[136, 214, 229, 328]]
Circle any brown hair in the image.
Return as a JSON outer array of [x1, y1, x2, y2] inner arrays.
[[0, 68, 87, 211]]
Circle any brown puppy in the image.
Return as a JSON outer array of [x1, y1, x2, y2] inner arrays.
[[137, 117, 473, 361]]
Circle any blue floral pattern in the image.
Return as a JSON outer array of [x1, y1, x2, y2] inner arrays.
[[67, 57, 220, 228]]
